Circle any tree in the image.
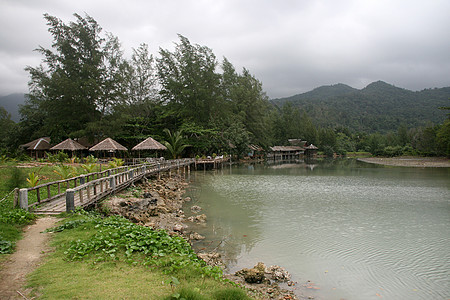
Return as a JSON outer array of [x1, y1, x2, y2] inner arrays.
[[157, 35, 223, 126], [0, 107, 16, 150], [163, 129, 188, 159], [22, 13, 127, 141]]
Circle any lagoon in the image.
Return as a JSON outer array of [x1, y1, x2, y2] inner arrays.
[[186, 160, 450, 300]]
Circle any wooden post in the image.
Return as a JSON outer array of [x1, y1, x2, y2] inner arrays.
[[158, 163, 161, 180], [80, 175, 86, 185], [13, 188, 19, 208], [110, 176, 116, 191], [66, 189, 75, 212], [19, 188, 28, 210]]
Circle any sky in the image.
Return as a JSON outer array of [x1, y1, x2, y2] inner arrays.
[[1, 0, 449, 99]]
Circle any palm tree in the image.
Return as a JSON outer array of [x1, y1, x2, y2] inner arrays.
[[163, 129, 188, 159]]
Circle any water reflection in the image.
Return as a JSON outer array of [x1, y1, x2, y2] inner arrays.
[[185, 161, 450, 300]]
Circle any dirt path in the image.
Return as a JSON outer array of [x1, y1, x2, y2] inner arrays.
[[0, 217, 59, 299]]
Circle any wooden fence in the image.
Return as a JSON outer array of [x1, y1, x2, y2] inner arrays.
[[17, 158, 194, 214]]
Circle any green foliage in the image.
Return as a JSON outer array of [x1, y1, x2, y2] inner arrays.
[[49, 214, 223, 279], [164, 129, 188, 159], [5, 167, 26, 190], [213, 288, 251, 300], [84, 155, 98, 164], [27, 171, 41, 187], [108, 158, 124, 168], [271, 81, 450, 133], [81, 163, 97, 174], [46, 151, 69, 163], [53, 164, 76, 180], [165, 287, 207, 300], [0, 239, 14, 254], [0, 209, 37, 225]]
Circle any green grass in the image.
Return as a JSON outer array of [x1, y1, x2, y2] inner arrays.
[[26, 212, 253, 299]]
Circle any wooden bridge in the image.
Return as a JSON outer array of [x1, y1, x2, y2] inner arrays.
[[17, 159, 195, 215]]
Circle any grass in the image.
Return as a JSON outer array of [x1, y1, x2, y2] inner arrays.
[[26, 211, 252, 299]]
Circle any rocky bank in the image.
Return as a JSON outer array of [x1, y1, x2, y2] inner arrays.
[[102, 174, 302, 300]]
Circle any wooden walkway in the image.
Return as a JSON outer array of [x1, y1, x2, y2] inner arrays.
[[18, 159, 195, 215]]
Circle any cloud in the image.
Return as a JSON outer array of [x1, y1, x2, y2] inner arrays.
[[0, 0, 449, 98]]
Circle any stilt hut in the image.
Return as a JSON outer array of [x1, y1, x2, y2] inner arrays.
[[304, 144, 319, 157], [89, 138, 127, 158], [21, 137, 51, 159], [50, 138, 87, 157], [132, 136, 167, 159]]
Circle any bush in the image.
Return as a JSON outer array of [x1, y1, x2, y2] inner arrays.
[[5, 167, 26, 190], [213, 288, 251, 300], [0, 209, 37, 225]]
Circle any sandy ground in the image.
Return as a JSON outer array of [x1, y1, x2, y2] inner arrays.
[[0, 217, 59, 299], [357, 156, 450, 168]]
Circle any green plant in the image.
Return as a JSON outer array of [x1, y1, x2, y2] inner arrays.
[[108, 158, 124, 168], [0, 239, 14, 254], [46, 151, 69, 163], [165, 287, 207, 300], [81, 163, 97, 174], [6, 167, 26, 190], [53, 164, 75, 180], [85, 155, 98, 164], [27, 172, 41, 187], [213, 288, 251, 300], [163, 129, 188, 159], [0, 209, 36, 225]]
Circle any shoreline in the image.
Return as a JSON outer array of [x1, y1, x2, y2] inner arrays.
[[103, 174, 300, 299], [357, 156, 450, 168]]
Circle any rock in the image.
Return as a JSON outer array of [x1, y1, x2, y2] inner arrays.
[[197, 252, 223, 266], [189, 232, 205, 240], [173, 224, 184, 232], [236, 262, 266, 284], [184, 196, 192, 202], [267, 265, 291, 282], [190, 205, 202, 213], [188, 214, 207, 223]]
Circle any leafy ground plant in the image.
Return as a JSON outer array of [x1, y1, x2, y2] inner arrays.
[[28, 211, 251, 299]]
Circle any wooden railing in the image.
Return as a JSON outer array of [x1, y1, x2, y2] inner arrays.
[[17, 158, 195, 212]]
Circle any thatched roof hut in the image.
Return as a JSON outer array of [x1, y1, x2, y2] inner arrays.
[[21, 137, 51, 159], [21, 137, 51, 151], [89, 138, 127, 152], [132, 137, 167, 151], [50, 138, 87, 151]]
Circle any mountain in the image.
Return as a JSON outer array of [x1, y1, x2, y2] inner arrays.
[[0, 93, 25, 122], [270, 81, 450, 133]]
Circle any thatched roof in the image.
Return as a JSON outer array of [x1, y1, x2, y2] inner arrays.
[[132, 136, 167, 151], [89, 138, 127, 151], [270, 146, 304, 152], [21, 137, 51, 150], [305, 144, 318, 150], [50, 138, 87, 151]]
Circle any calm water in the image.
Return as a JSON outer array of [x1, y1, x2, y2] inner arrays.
[[185, 160, 450, 300]]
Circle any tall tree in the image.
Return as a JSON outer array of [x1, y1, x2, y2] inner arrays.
[[157, 35, 223, 126], [22, 13, 126, 141]]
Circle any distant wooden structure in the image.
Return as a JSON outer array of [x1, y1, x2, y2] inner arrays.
[[50, 138, 87, 153], [132, 136, 167, 158], [268, 146, 305, 160], [21, 137, 51, 159], [304, 144, 319, 157], [195, 156, 230, 170], [89, 138, 127, 157]]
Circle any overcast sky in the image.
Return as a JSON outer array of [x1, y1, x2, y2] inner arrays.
[[1, 0, 449, 99]]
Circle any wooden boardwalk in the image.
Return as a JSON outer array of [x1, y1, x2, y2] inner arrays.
[[18, 159, 195, 215]]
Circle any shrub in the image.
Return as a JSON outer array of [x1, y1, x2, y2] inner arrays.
[[213, 288, 251, 300], [5, 167, 26, 190]]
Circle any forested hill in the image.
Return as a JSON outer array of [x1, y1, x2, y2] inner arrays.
[[270, 81, 450, 133]]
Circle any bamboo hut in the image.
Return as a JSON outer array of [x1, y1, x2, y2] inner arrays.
[[132, 136, 167, 158], [49, 138, 87, 158], [89, 138, 127, 158], [21, 137, 51, 159]]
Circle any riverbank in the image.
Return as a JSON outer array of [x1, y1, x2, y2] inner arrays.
[[103, 174, 300, 300], [357, 156, 450, 167]]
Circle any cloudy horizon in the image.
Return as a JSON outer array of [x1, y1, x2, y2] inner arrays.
[[1, 0, 449, 99]]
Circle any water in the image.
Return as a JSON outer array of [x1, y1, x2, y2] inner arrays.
[[185, 160, 450, 300]]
